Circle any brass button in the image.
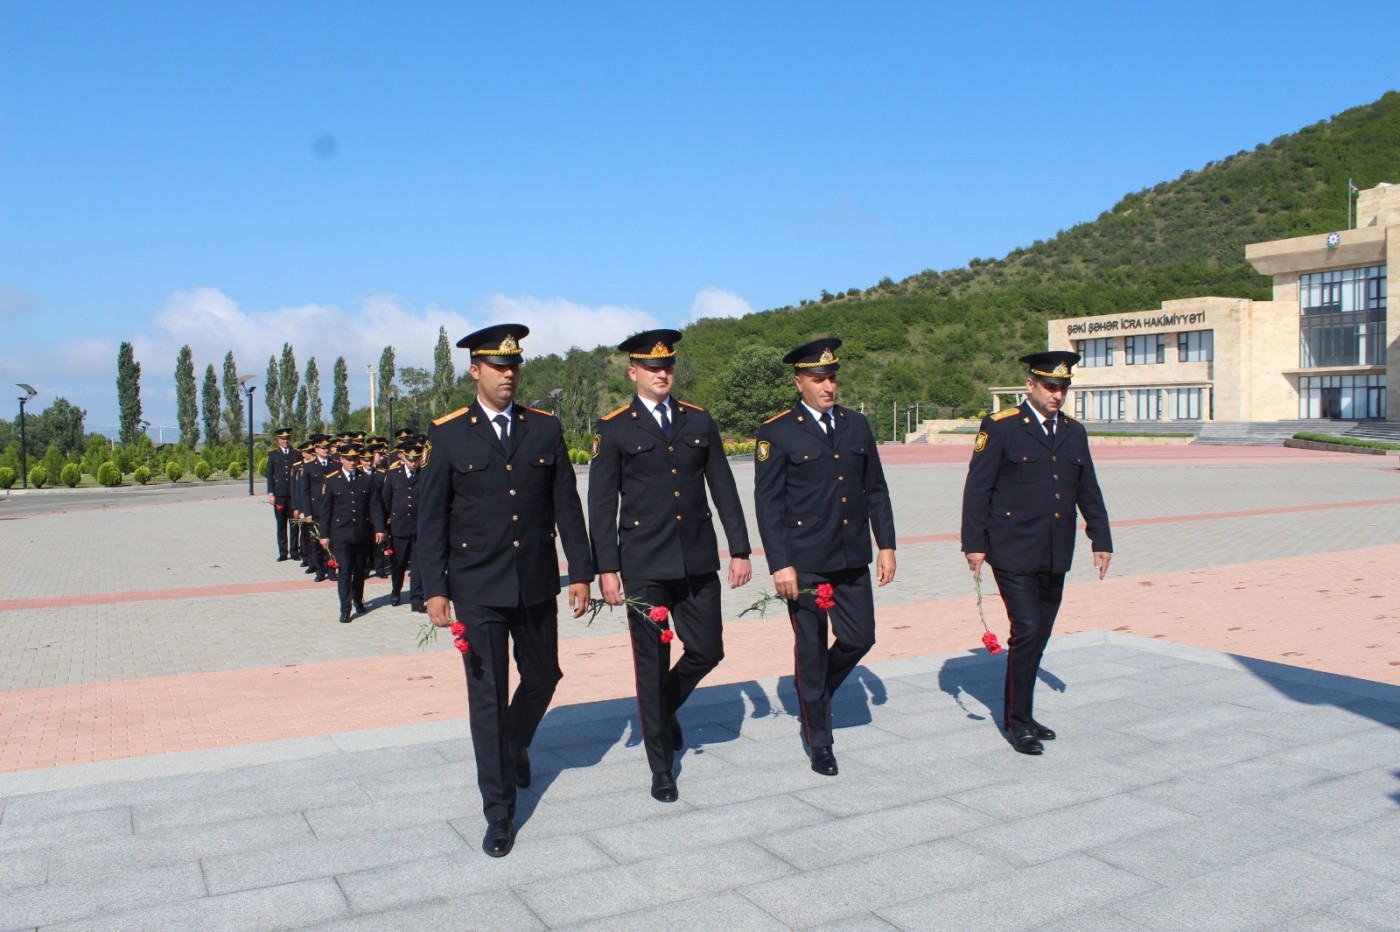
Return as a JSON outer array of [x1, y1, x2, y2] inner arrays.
[[676, 515, 683, 521], [633, 520, 640, 526], [1054, 493, 1061, 500], [668, 445, 675, 453], [1051, 455, 1057, 462], [671, 468, 678, 475], [838, 476, 844, 481], [1006, 511, 1012, 516], [505, 464, 513, 471], [841, 497, 847, 503], [803, 455, 810, 460], [460, 542, 467, 548], [797, 520, 803, 526], [834, 454, 840, 460], [674, 491, 681, 498], [513, 540, 520, 547], [509, 489, 516, 496], [1053, 474, 1059, 480], [512, 514, 519, 521], [1022, 456, 1028, 461], [1054, 512, 1061, 519], [842, 519, 849, 525]]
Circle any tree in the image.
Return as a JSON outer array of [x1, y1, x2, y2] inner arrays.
[[277, 343, 299, 433], [201, 364, 221, 444], [554, 347, 602, 440], [294, 384, 308, 435], [707, 345, 790, 438], [304, 357, 323, 433], [432, 326, 454, 416], [117, 341, 142, 445], [222, 351, 244, 445], [376, 345, 396, 412], [398, 366, 431, 429], [264, 354, 280, 430], [25, 397, 87, 456], [175, 345, 199, 448], [331, 356, 350, 431]]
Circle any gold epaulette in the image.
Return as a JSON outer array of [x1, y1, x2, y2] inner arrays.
[[763, 408, 792, 425], [433, 406, 471, 426], [992, 408, 1020, 422], [602, 404, 630, 421], [677, 400, 705, 411], [521, 405, 554, 416]]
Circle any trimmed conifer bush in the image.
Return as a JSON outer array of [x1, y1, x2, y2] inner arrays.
[[97, 462, 122, 487], [165, 461, 184, 483], [134, 465, 152, 485], [226, 458, 244, 479], [194, 461, 212, 481], [60, 463, 82, 488], [28, 465, 48, 489], [0, 467, 14, 490]]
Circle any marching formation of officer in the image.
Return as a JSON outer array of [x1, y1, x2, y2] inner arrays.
[[752, 338, 898, 777], [587, 329, 752, 803], [265, 427, 300, 561], [377, 440, 426, 612]]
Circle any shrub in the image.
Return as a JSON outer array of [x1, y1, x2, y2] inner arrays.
[[226, 458, 244, 479], [0, 466, 14, 490], [134, 465, 152, 485], [97, 461, 122, 487], [60, 463, 82, 488], [194, 461, 213, 481], [28, 465, 48, 489], [165, 461, 184, 483]]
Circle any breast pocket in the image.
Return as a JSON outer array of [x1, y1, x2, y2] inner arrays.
[[453, 457, 491, 496], [1006, 448, 1042, 482]]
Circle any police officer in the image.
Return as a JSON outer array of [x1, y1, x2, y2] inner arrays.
[[290, 440, 315, 568], [316, 444, 378, 622], [753, 338, 896, 776], [588, 329, 752, 803], [418, 323, 593, 858], [377, 441, 425, 611], [301, 434, 337, 580], [961, 350, 1113, 755], [266, 427, 299, 561]]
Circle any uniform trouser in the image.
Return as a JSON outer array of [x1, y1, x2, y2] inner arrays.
[[625, 573, 724, 773], [459, 599, 562, 822], [303, 521, 325, 572], [273, 498, 292, 557], [992, 567, 1065, 731], [787, 566, 876, 750], [389, 536, 421, 604], [330, 539, 371, 614]]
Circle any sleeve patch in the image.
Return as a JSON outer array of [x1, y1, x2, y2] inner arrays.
[[591, 433, 602, 458], [973, 431, 988, 453], [756, 440, 771, 462]]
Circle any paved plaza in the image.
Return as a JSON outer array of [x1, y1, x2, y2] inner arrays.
[[1, 444, 1398, 929]]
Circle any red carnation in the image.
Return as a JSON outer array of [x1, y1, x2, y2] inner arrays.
[[660, 629, 675, 644], [276, 505, 285, 511], [384, 547, 394, 556], [814, 582, 836, 611], [450, 622, 466, 637], [454, 636, 470, 654], [649, 606, 669, 624], [982, 630, 1003, 655], [326, 556, 339, 570]]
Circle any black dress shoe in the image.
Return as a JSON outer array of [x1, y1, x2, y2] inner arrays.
[[512, 746, 531, 788], [304, 566, 315, 574], [810, 746, 838, 776], [327, 571, 338, 581], [314, 573, 326, 582], [339, 614, 350, 624], [482, 819, 514, 858], [1029, 720, 1057, 741], [276, 555, 289, 562], [668, 714, 683, 753], [411, 602, 426, 613], [353, 601, 368, 616], [390, 593, 402, 606], [651, 770, 678, 802], [1009, 727, 1044, 755]]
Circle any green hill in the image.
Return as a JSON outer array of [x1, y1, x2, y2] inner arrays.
[[522, 90, 1400, 440]]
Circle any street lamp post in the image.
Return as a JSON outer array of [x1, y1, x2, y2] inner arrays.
[[237, 375, 256, 496], [16, 384, 37, 490], [386, 384, 399, 441]]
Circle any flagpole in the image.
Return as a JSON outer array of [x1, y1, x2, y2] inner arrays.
[[1348, 177, 1353, 229]]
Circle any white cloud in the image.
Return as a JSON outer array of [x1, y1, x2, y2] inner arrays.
[[32, 288, 659, 434], [687, 286, 755, 324]]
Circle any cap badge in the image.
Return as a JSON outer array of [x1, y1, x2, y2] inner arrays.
[[1051, 362, 1070, 377], [497, 333, 519, 354], [818, 348, 836, 365]]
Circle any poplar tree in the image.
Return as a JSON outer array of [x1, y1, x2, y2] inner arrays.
[[277, 343, 299, 430], [331, 356, 350, 431], [201, 364, 221, 445], [222, 351, 245, 444], [116, 341, 143, 445], [294, 385, 309, 436], [264, 355, 280, 430], [377, 346, 396, 412], [432, 326, 454, 416], [305, 357, 324, 433], [175, 344, 199, 448]]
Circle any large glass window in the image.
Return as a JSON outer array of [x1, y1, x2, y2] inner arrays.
[[1076, 338, 1112, 367], [1125, 334, 1166, 365], [1178, 330, 1214, 362], [1297, 375, 1387, 419], [1299, 265, 1386, 367], [1133, 389, 1163, 420], [1170, 388, 1202, 419], [1090, 390, 1124, 421]]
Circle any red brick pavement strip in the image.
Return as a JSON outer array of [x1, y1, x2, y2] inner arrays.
[[3, 542, 1397, 773]]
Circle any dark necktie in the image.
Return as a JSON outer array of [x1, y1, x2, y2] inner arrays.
[[1045, 416, 1056, 441], [657, 402, 673, 439], [821, 410, 835, 447], [493, 414, 511, 453]]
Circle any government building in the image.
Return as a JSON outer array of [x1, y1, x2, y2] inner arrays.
[[995, 183, 1398, 425]]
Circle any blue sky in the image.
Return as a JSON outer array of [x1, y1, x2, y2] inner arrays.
[[1, 1, 1395, 436]]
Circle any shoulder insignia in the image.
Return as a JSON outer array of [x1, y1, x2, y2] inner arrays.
[[591, 433, 602, 459], [602, 404, 630, 421], [974, 431, 988, 453], [387, 461, 401, 470], [520, 405, 553, 416], [677, 400, 705, 411], [991, 408, 1020, 422], [433, 406, 471, 426], [762, 408, 792, 425], [756, 440, 771, 462]]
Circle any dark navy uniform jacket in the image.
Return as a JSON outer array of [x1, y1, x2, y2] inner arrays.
[[588, 397, 750, 580], [960, 401, 1112, 574], [377, 462, 421, 538], [266, 446, 298, 497], [753, 404, 896, 575], [416, 400, 594, 607], [315, 467, 381, 546]]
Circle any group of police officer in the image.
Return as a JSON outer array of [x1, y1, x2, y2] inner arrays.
[[273, 322, 1110, 859], [266, 426, 429, 623]]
